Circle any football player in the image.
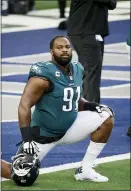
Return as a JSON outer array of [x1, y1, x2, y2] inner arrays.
[[16, 36, 114, 183]]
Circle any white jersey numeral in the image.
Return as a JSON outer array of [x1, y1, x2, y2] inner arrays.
[[62, 86, 81, 112]]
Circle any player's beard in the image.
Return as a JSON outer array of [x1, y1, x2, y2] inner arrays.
[[53, 54, 72, 66]]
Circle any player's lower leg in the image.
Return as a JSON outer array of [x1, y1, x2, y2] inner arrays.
[[75, 116, 114, 182]]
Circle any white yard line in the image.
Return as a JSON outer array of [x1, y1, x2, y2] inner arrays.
[[1, 83, 130, 96], [101, 76, 130, 81], [1, 153, 130, 181], [2, 13, 130, 34], [2, 52, 50, 62], [100, 83, 130, 89], [2, 72, 28, 76], [100, 95, 130, 98], [2, 43, 127, 62], [2, 94, 130, 101], [2, 119, 18, 122], [39, 153, 130, 175]]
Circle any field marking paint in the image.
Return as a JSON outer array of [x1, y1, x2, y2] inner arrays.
[[2, 52, 50, 62], [1, 83, 130, 97], [1, 153, 130, 181], [2, 72, 28, 76], [2, 119, 18, 122], [39, 153, 130, 175], [1, 84, 130, 97], [1, 1, 130, 34], [2, 14, 129, 33], [1, 94, 130, 101], [101, 77, 130, 81], [100, 96, 130, 99], [2, 43, 126, 61], [101, 83, 130, 89]]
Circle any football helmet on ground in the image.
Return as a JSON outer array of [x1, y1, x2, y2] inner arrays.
[[11, 153, 40, 186]]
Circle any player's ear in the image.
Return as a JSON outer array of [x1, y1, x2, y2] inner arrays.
[[50, 49, 54, 56]]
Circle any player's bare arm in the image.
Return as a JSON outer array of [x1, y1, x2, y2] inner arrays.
[[18, 77, 50, 143], [1, 160, 11, 179]]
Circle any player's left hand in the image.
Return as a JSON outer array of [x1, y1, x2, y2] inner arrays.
[[23, 141, 39, 155]]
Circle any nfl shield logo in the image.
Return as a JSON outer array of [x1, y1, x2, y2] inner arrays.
[[55, 71, 60, 77]]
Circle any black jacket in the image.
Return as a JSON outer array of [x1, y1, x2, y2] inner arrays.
[[67, 0, 117, 36]]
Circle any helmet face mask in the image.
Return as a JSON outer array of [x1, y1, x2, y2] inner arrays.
[[11, 153, 40, 186]]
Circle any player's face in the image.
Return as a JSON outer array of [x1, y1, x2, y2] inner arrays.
[[51, 38, 72, 66]]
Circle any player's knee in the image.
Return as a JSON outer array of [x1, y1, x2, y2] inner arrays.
[[103, 116, 114, 129]]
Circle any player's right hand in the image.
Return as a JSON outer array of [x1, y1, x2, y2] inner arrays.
[[23, 141, 39, 155], [84, 102, 114, 117]]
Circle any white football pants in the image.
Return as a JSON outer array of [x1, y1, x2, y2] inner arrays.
[[34, 110, 110, 161]]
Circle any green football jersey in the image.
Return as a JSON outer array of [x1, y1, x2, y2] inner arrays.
[[29, 61, 84, 137]]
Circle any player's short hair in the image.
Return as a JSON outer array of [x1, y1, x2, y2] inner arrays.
[[50, 36, 70, 49]]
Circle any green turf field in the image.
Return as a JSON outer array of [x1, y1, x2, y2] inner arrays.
[[35, 0, 128, 10], [2, 159, 130, 190], [35, 0, 71, 10]]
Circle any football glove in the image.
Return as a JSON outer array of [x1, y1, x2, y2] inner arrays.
[[100, 104, 114, 117], [23, 141, 39, 155], [84, 102, 114, 117]]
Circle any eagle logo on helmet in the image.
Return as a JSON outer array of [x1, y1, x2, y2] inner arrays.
[[11, 153, 40, 186]]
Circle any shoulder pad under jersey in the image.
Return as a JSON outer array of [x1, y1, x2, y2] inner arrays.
[[72, 60, 84, 72], [28, 61, 54, 81]]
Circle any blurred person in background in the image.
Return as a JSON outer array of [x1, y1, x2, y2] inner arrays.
[[8, 0, 35, 14], [58, 0, 68, 30], [28, 0, 35, 11], [67, 0, 117, 103], [58, 0, 66, 18], [1, 0, 8, 15]]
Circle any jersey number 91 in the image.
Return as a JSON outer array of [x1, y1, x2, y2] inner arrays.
[[62, 86, 81, 112]]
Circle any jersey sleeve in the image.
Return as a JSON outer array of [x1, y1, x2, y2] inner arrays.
[[72, 61, 84, 74], [28, 62, 54, 92], [76, 61, 84, 80], [29, 62, 52, 81], [77, 62, 84, 73]]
